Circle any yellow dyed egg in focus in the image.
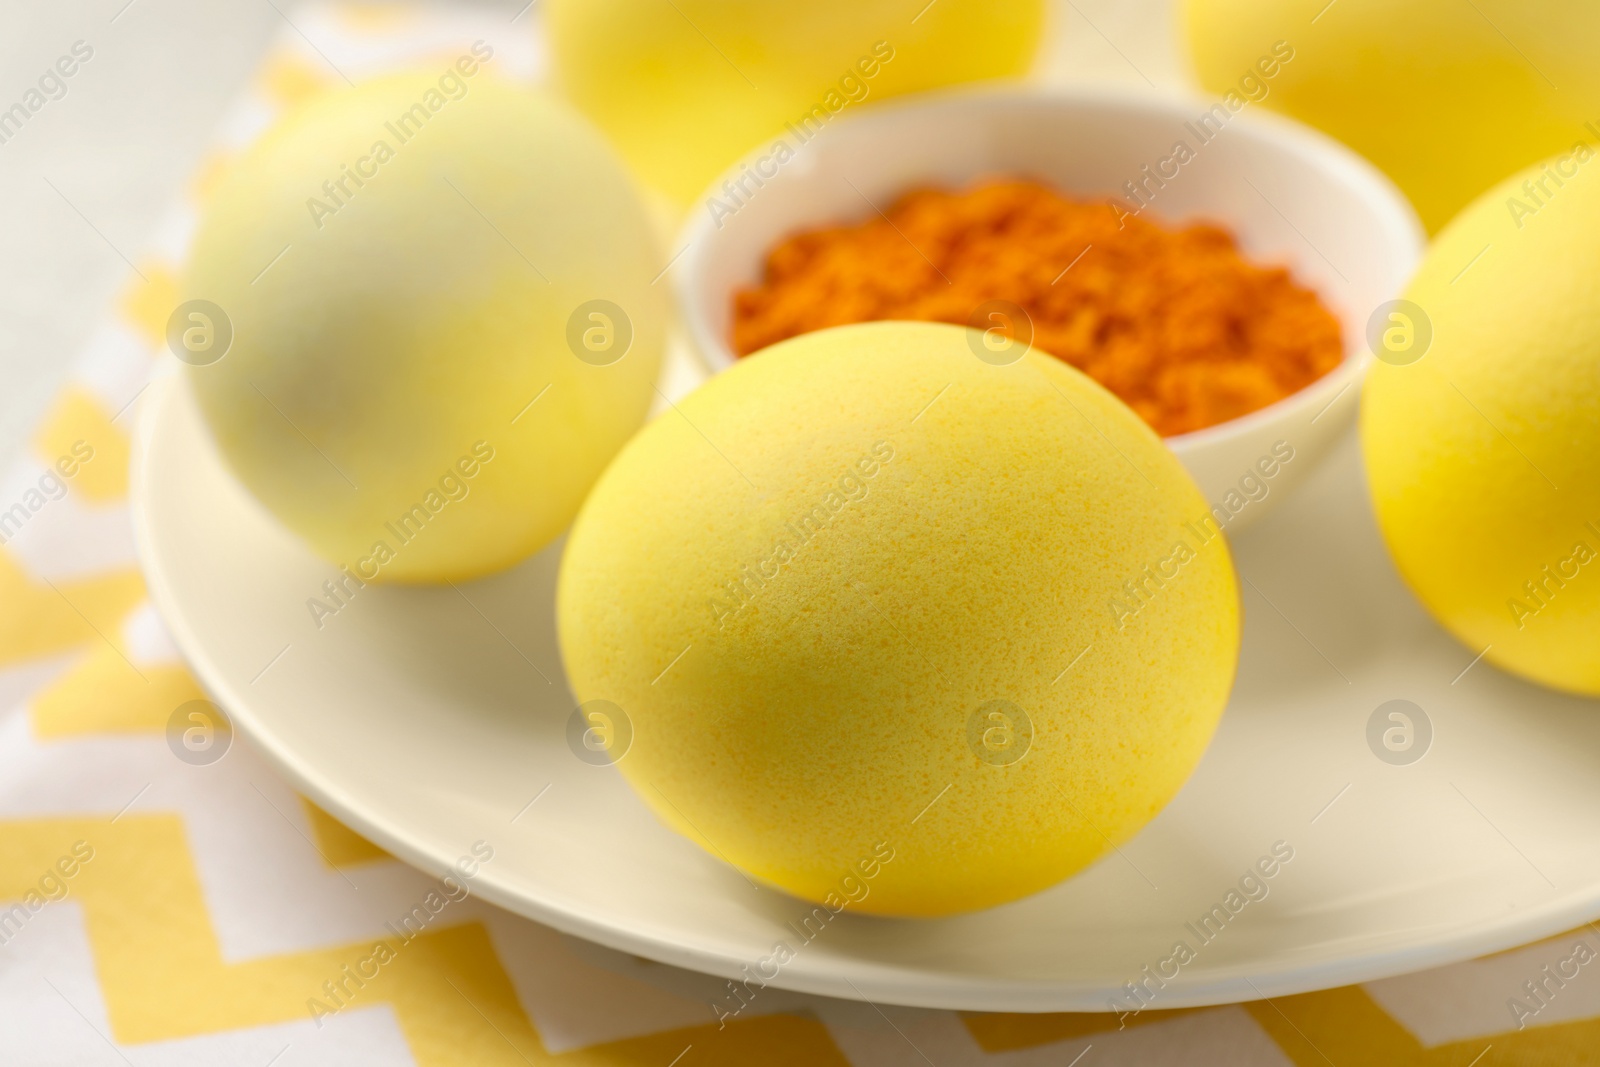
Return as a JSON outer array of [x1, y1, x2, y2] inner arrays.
[[1362, 154, 1600, 694], [557, 323, 1240, 916], [1183, 0, 1600, 233], [183, 71, 665, 582], [548, 0, 1044, 205]]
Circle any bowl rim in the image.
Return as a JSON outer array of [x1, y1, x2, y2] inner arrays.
[[670, 82, 1426, 452]]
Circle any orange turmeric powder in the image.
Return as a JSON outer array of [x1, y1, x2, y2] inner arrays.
[[731, 179, 1344, 437]]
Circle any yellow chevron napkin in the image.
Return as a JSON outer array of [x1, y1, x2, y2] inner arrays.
[[1, 4, 1596, 1064]]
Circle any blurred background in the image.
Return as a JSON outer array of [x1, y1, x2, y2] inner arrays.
[[0, 0, 1180, 467]]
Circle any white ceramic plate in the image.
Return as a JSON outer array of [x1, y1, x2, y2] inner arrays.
[[133, 366, 1600, 1013]]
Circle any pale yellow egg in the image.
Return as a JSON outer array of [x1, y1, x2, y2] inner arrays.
[[547, 0, 1044, 205], [557, 322, 1240, 916], [1362, 151, 1600, 694], [1183, 0, 1600, 232], [182, 72, 665, 582]]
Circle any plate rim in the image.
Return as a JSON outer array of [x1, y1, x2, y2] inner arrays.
[[131, 370, 1600, 1014]]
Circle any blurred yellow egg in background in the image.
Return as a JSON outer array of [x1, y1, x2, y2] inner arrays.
[[558, 322, 1239, 916], [1362, 152, 1600, 694], [183, 71, 665, 583], [1183, 0, 1600, 233], [547, 0, 1045, 206]]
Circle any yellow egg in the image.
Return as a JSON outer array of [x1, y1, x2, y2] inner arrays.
[[557, 323, 1239, 916], [1361, 153, 1600, 695], [181, 70, 665, 583], [547, 0, 1044, 205], [1182, 0, 1600, 232]]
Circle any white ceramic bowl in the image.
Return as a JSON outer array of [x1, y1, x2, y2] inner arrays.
[[674, 87, 1424, 531]]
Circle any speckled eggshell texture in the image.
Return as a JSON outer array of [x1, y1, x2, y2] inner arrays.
[[557, 321, 1240, 916], [1362, 155, 1600, 695]]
